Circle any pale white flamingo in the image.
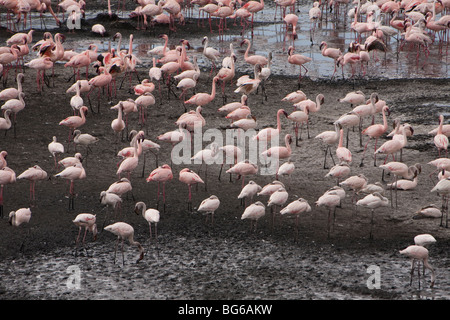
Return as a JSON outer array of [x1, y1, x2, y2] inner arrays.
[[48, 136, 65, 169], [399, 245, 435, 288], [1, 91, 25, 137], [280, 198, 311, 241], [135, 202, 160, 243], [336, 128, 352, 164], [198, 195, 220, 226], [54, 162, 86, 210], [226, 159, 258, 189], [267, 186, 289, 227], [8, 207, 31, 253], [238, 180, 262, 207], [104, 222, 144, 265], [241, 201, 266, 232], [316, 190, 341, 238], [315, 123, 340, 169], [356, 192, 389, 239], [434, 114, 448, 157], [325, 162, 351, 185], [73, 213, 97, 256]]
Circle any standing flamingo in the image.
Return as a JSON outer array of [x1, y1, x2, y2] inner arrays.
[[240, 39, 269, 67], [242, 0, 264, 29], [434, 114, 448, 157], [179, 168, 204, 211], [54, 162, 86, 210], [17, 165, 48, 204], [252, 108, 288, 141], [198, 195, 220, 226], [202, 36, 220, 75], [146, 164, 173, 212], [8, 208, 32, 253], [316, 189, 342, 238], [315, 123, 340, 169], [319, 41, 342, 79], [238, 180, 262, 207], [104, 222, 144, 265], [261, 134, 293, 179], [59, 106, 88, 146], [73, 213, 97, 256], [184, 76, 218, 109], [336, 128, 352, 164], [1, 91, 26, 138], [226, 160, 258, 189], [360, 105, 389, 167], [374, 125, 408, 164], [0, 167, 16, 218], [267, 186, 289, 228], [280, 198, 311, 241], [135, 202, 160, 244], [241, 201, 266, 232], [399, 245, 435, 288], [48, 136, 65, 169], [356, 192, 389, 239], [287, 46, 312, 87]]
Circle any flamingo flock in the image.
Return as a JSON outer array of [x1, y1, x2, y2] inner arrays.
[[0, 4, 447, 292]]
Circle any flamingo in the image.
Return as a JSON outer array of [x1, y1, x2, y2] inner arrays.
[[339, 90, 365, 109], [238, 180, 262, 207], [48, 136, 65, 169], [252, 108, 288, 141], [430, 176, 450, 227], [277, 160, 295, 189], [218, 145, 243, 182], [106, 178, 133, 201], [179, 168, 204, 211], [316, 190, 342, 238], [0, 73, 24, 101], [226, 160, 258, 189], [111, 102, 126, 144], [218, 94, 248, 113], [267, 186, 289, 227], [17, 165, 48, 204], [283, 13, 299, 38], [59, 106, 88, 145], [72, 130, 99, 160], [242, 0, 264, 29], [117, 139, 142, 180], [146, 164, 173, 212], [1, 91, 25, 138], [374, 125, 408, 164], [240, 39, 269, 67], [287, 106, 309, 145], [241, 201, 266, 232], [413, 205, 442, 220], [360, 105, 390, 167], [0, 110, 12, 134], [184, 76, 218, 109], [281, 90, 307, 104], [54, 162, 86, 210], [202, 36, 220, 75], [319, 41, 342, 78], [191, 143, 219, 190], [434, 114, 448, 157], [104, 222, 144, 265], [64, 50, 90, 81], [325, 162, 351, 185], [87, 67, 113, 113], [339, 174, 368, 204], [0, 167, 16, 218], [234, 64, 263, 97], [315, 123, 340, 169], [198, 195, 220, 226], [356, 192, 389, 239], [70, 80, 84, 115], [8, 207, 32, 253], [261, 134, 293, 179], [73, 213, 97, 256], [135, 202, 160, 243], [280, 198, 311, 241], [399, 245, 435, 288], [287, 46, 312, 87], [336, 128, 352, 164]]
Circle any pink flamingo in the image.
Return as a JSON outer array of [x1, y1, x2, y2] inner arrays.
[[226, 159, 258, 189], [218, 145, 243, 181], [0, 151, 7, 169], [17, 165, 48, 204], [339, 174, 368, 205], [240, 39, 269, 67], [336, 128, 352, 164], [325, 163, 351, 185], [374, 125, 408, 164], [241, 201, 266, 232], [242, 0, 264, 29], [106, 178, 133, 200], [184, 76, 218, 109], [261, 134, 293, 179], [399, 245, 435, 288], [315, 123, 340, 169], [287, 46, 312, 87], [252, 108, 288, 141], [64, 50, 90, 81], [339, 90, 365, 109], [179, 168, 204, 211], [87, 67, 113, 113], [360, 105, 390, 167], [316, 190, 342, 238], [356, 192, 389, 239], [434, 114, 448, 157], [146, 164, 173, 212], [267, 186, 288, 227], [104, 222, 144, 265], [319, 41, 342, 79], [238, 180, 262, 207], [280, 198, 311, 240], [202, 36, 221, 75], [283, 13, 298, 39], [287, 106, 309, 145], [54, 162, 86, 210], [59, 105, 88, 145], [0, 167, 16, 218], [73, 213, 97, 256], [282, 90, 306, 104], [0, 44, 20, 85], [117, 139, 142, 180]]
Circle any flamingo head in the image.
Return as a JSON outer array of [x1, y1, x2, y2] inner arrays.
[[240, 39, 249, 47], [319, 41, 326, 50]]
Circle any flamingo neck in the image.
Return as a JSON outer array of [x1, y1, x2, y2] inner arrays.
[[382, 109, 387, 130], [338, 129, 344, 147]]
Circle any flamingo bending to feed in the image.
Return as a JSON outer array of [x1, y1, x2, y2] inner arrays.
[[280, 198, 311, 241], [73, 213, 97, 256], [104, 222, 144, 265], [399, 245, 435, 288]]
